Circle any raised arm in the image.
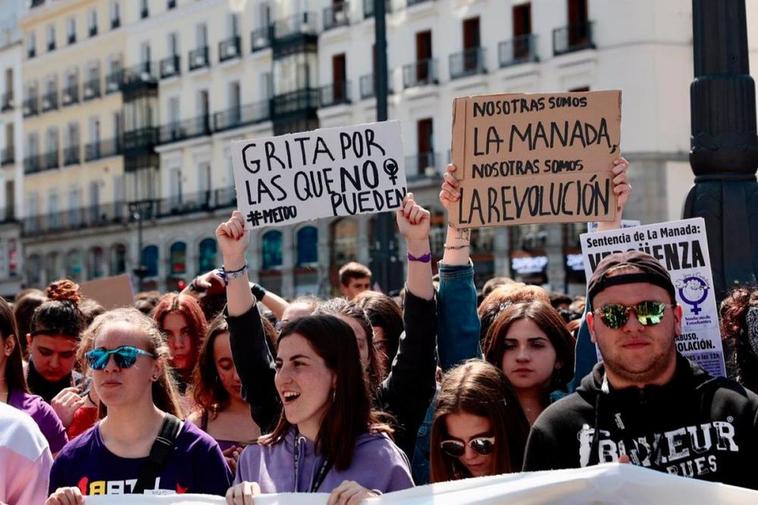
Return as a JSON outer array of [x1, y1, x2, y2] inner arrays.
[[595, 157, 631, 232], [435, 164, 481, 370], [216, 212, 280, 432]]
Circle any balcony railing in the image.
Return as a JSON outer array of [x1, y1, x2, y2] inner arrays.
[[449, 47, 486, 79], [189, 47, 209, 70], [105, 70, 123, 94], [61, 84, 79, 106], [213, 100, 271, 131], [272, 12, 319, 41], [83, 78, 101, 100], [251, 27, 272, 52], [122, 62, 158, 88], [158, 115, 211, 144], [320, 81, 351, 107], [323, 2, 350, 31], [24, 154, 44, 174], [63, 145, 80, 166], [156, 187, 237, 217], [402, 58, 438, 89], [1, 93, 13, 111], [359, 73, 393, 99], [272, 88, 320, 117], [44, 150, 59, 170], [405, 151, 441, 180], [407, 0, 434, 6], [219, 36, 241, 62], [23, 97, 38, 117], [363, 0, 391, 18], [499, 34, 538, 67], [553, 21, 595, 56], [160, 55, 181, 79], [1, 147, 14, 166], [85, 138, 122, 162], [41, 91, 58, 112]]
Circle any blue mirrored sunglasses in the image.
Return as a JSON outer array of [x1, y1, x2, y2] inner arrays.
[[86, 345, 156, 370]]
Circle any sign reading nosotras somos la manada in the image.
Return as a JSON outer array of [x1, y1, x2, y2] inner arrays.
[[449, 90, 622, 228], [231, 120, 407, 229], [580, 217, 725, 378]]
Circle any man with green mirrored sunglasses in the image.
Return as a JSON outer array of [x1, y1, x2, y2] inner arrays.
[[523, 251, 758, 491]]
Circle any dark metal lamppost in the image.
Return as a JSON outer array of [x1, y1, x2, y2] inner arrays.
[[370, 0, 402, 294], [684, 0, 758, 298], [128, 200, 154, 292]]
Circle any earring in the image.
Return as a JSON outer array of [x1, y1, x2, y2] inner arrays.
[[331, 389, 336, 402], [151, 375, 159, 382]]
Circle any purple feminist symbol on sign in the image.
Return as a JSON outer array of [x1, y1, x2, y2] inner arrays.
[[678, 276, 708, 315]]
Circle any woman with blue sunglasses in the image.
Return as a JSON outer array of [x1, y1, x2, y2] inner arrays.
[[46, 308, 232, 504]]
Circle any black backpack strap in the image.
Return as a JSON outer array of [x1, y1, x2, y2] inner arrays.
[[132, 414, 183, 494]]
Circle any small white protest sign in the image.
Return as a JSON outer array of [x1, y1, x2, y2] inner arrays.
[[580, 218, 725, 377], [231, 121, 407, 228]]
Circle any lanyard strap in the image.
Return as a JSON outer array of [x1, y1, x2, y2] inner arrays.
[[293, 439, 333, 492]]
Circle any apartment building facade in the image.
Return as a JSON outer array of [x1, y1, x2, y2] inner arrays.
[[16, 0, 758, 298]]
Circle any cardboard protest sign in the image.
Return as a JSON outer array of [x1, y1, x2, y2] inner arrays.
[[450, 90, 621, 228], [80, 274, 135, 310], [231, 121, 407, 229], [580, 218, 725, 377]]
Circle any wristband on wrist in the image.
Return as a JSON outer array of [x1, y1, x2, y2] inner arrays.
[[407, 252, 432, 263], [250, 282, 267, 301], [219, 263, 248, 285], [443, 243, 470, 250]]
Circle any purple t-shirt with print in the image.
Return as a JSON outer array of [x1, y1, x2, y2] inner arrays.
[[49, 419, 232, 496], [8, 389, 68, 453]]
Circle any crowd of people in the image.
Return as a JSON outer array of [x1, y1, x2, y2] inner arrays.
[[1, 158, 758, 505]]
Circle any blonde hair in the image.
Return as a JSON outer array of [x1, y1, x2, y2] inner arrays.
[[79, 307, 183, 418]]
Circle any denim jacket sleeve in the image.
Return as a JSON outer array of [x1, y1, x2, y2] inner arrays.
[[226, 304, 281, 433], [437, 261, 482, 370]]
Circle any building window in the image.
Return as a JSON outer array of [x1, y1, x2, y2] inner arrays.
[[45, 252, 59, 284], [261, 231, 283, 270], [66, 250, 84, 281], [88, 9, 98, 37], [197, 238, 217, 274], [110, 243, 127, 275], [141, 0, 149, 19], [26, 255, 42, 286], [296, 226, 318, 266], [169, 241, 187, 275], [88, 246, 105, 279], [110, 1, 121, 28], [46, 25, 56, 51], [141, 245, 159, 277], [66, 18, 76, 44], [330, 218, 357, 266], [27, 33, 36, 58]]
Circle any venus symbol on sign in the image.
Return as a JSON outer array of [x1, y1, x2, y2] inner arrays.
[[383, 158, 399, 185]]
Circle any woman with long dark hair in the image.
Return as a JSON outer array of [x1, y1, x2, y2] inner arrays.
[[46, 308, 231, 503], [0, 296, 68, 454], [430, 361, 529, 482], [226, 314, 413, 503], [188, 316, 261, 471]]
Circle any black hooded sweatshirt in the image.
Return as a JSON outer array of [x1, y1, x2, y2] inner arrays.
[[523, 354, 758, 490]]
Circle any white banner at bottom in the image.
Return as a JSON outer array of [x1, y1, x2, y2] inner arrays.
[[85, 463, 758, 505]]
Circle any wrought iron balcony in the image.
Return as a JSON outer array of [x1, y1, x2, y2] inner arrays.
[[24, 154, 44, 174], [155, 187, 237, 217], [23, 97, 38, 117], [63, 145, 80, 166], [1, 147, 14, 166], [405, 151, 441, 180], [62, 84, 79, 106], [41, 91, 58, 112], [121, 63, 158, 93], [219, 36, 241, 62], [158, 115, 211, 144], [402, 58, 438, 89], [320, 81, 351, 107], [251, 27, 272, 52], [85, 138, 122, 162], [83, 78, 101, 100], [22, 200, 132, 236], [189, 47, 209, 70], [323, 2, 350, 31], [105, 70, 123, 94], [499, 34, 538, 68], [363, 0, 391, 18], [359, 73, 393, 99], [553, 21, 595, 56], [449, 47, 486, 80], [1, 93, 13, 111], [272, 88, 320, 118], [213, 100, 271, 131], [160, 55, 181, 79], [45, 150, 59, 170], [272, 12, 319, 42]]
